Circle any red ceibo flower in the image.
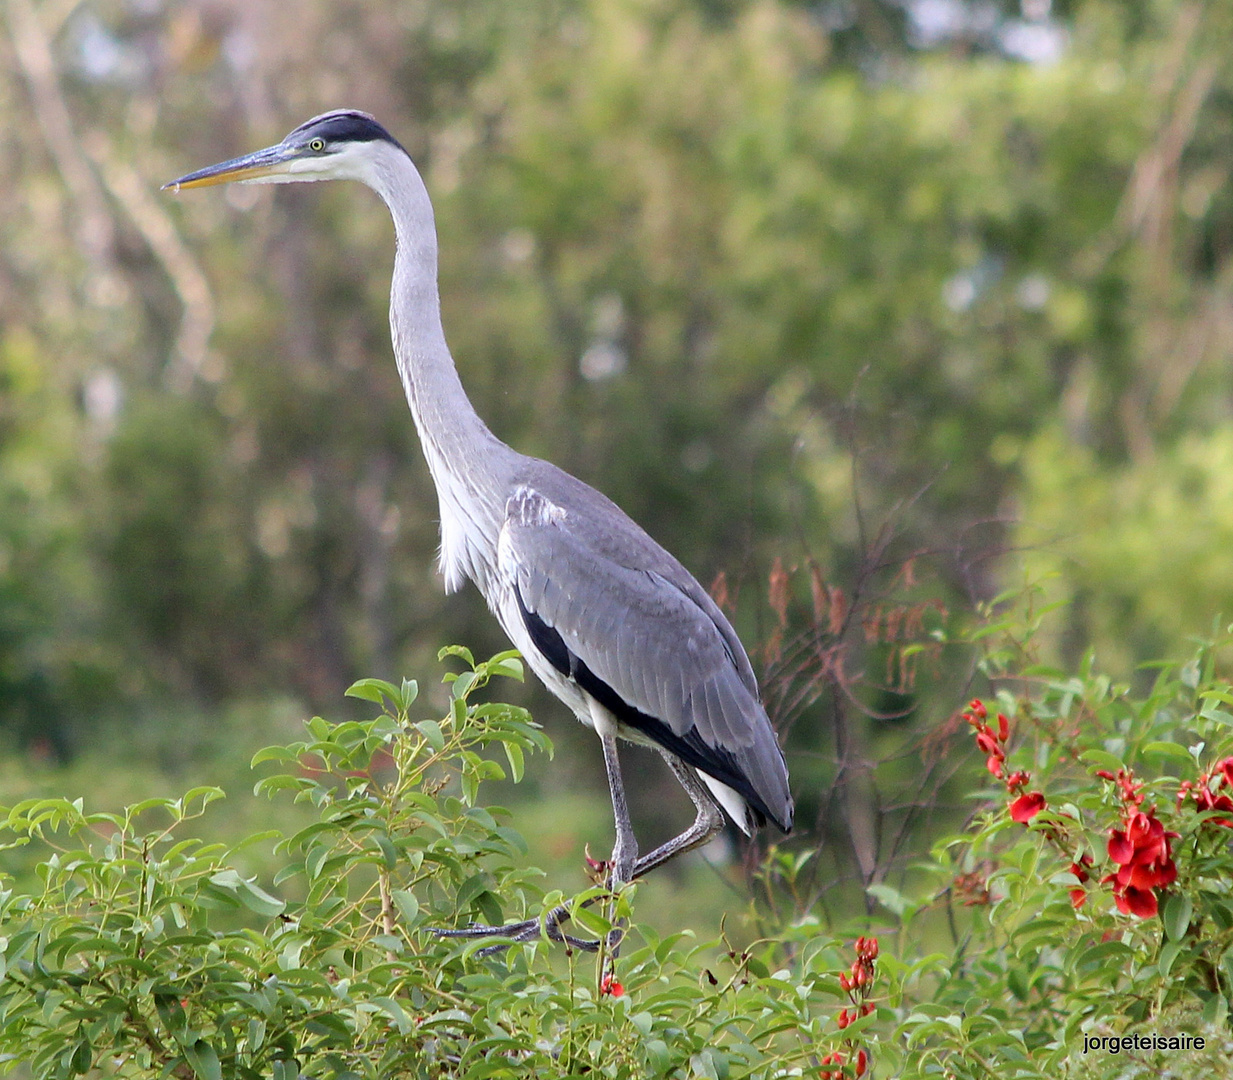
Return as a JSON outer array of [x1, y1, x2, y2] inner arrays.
[[1218, 756, 1233, 789], [1104, 806, 1178, 919], [1008, 790, 1046, 823], [599, 974, 624, 998]]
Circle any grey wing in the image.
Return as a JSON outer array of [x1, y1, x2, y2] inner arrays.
[[500, 486, 793, 832]]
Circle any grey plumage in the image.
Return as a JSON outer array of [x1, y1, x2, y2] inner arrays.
[[165, 110, 792, 941], [501, 467, 791, 832]]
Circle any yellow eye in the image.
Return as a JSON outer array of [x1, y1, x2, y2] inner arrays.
[[309, 138, 325, 152]]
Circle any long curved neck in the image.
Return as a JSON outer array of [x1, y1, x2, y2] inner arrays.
[[363, 142, 518, 593]]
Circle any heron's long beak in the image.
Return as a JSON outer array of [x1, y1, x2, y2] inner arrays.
[[162, 143, 294, 192]]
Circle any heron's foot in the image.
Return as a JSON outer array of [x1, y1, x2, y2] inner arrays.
[[431, 903, 601, 955]]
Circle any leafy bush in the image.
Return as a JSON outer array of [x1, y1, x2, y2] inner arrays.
[[4, 627, 1233, 1078], [878, 606, 1233, 1078], [0, 649, 864, 1078]]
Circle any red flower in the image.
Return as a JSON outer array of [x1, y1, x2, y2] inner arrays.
[[1104, 805, 1178, 919], [1068, 855, 1093, 909], [1107, 811, 1173, 869], [997, 713, 1009, 742], [1181, 770, 1233, 827], [1218, 756, 1233, 788], [599, 974, 624, 998], [1111, 883, 1159, 919], [1008, 791, 1047, 823], [975, 730, 999, 756], [855, 1048, 869, 1077]]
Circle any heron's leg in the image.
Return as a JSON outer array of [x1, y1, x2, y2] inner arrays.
[[433, 733, 642, 956], [630, 752, 725, 878], [599, 730, 637, 955], [600, 732, 637, 887]]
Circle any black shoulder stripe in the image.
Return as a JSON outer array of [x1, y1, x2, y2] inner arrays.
[[515, 586, 770, 828]]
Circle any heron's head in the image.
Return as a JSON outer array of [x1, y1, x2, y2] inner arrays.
[[163, 110, 406, 192]]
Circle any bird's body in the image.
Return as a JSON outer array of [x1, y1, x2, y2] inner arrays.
[[166, 111, 792, 935]]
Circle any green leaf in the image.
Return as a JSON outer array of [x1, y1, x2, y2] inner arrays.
[[391, 888, 419, 923], [867, 882, 909, 916], [1204, 992, 1228, 1027], [1163, 893, 1193, 942], [1158, 940, 1183, 978], [487, 652, 524, 682], [400, 677, 419, 706], [370, 832, 398, 869], [250, 744, 296, 767], [503, 740, 525, 783], [180, 785, 227, 810], [127, 796, 176, 817], [570, 904, 613, 937], [1220, 946, 1233, 993], [184, 1040, 222, 1080], [415, 720, 446, 753], [1070, 939, 1133, 975], [371, 995, 414, 1034], [246, 1018, 266, 1053], [209, 869, 285, 916], [456, 872, 490, 911], [346, 678, 400, 705], [1079, 749, 1125, 774], [69, 1036, 92, 1076], [451, 671, 478, 700], [1141, 741, 1195, 764], [439, 644, 475, 667]]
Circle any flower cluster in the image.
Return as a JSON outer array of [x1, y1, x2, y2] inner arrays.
[[822, 937, 877, 1079], [1178, 756, 1233, 828], [964, 700, 1046, 823], [1097, 768, 1178, 919]]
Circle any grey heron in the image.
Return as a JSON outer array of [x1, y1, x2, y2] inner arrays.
[[165, 110, 793, 948]]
